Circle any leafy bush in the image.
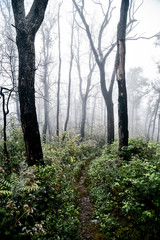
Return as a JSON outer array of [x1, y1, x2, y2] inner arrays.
[[87, 139, 160, 240], [0, 134, 99, 239], [0, 119, 25, 173]]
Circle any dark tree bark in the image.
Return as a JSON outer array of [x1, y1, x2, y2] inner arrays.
[[0, 87, 13, 159], [11, 0, 49, 166], [116, 0, 129, 150]]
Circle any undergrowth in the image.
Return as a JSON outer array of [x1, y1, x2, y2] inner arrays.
[[87, 138, 160, 240], [0, 126, 100, 240], [2, 123, 160, 240]]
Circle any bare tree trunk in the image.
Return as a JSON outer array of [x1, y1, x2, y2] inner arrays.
[[157, 114, 160, 142], [0, 87, 13, 160], [11, 0, 49, 166], [104, 104, 107, 139], [64, 10, 75, 134], [42, 69, 49, 142], [147, 109, 154, 139], [72, 0, 139, 145], [56, 2, 62, 137], [91, 94, 97, 136], [151, 96, 160, 140], [99, 62, 115, 143], [72, 0, 116, 144], [76, 38, 95, 139], [116, 0, 129, 151], [80, 97, 87, 138], [74, 96, 78, 132], [0, 1, 20, 122]]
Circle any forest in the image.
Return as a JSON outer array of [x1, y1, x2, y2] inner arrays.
[[0, 0, 160, 239]]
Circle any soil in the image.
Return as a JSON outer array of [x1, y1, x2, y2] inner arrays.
[[77, 164, 103, 240]]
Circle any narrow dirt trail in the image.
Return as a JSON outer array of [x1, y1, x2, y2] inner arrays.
[[77, 164, 102, 240]]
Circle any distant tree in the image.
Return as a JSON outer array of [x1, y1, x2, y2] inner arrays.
[[127, 67, 149, 136], [11, 0, 49, 166], [90, 91, 99, 136], [39, 12, 56, 142], [72, 0, 116, 144], [72, 0, 141, 144], [56, 2, 62, 137], [116, 0, 129, 150], [77, 51, 95, 139], [147, 86, 160, 141], [63, 8, 75, 136], [0, 0, 20, 121]]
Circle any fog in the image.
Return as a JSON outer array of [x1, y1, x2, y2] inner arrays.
[[0, 0, 160, 143]]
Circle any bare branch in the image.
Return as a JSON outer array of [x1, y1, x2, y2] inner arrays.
[[127, 33, 160, 41], [91, 0, 105, 16], [72, 0, 100, 65]]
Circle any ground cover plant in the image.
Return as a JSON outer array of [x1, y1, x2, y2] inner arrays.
[[87, 138, 160, 240], [1, 124, 160, 240], [0, 126, 99, 240]]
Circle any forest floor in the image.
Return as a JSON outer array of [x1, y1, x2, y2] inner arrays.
[[77, 162, 103, 240]]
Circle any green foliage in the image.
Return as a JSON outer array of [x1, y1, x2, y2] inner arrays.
[[0, 119, 26, 173], [0, 134, 98, 239], [87, 139, 160, 240]]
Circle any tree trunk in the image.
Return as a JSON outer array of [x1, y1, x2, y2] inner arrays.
[[151, 96, 160, 140], [42, 73, 49, 142], [64, 8, 75, 135], [12, 0, 49, 166], [0, 87, 13, 160], [56, 3, 62, 137], [17, 36, 43, 165], [157, 114, 160, 142], [116, 0, 129, 151], [91, 94, 97, 136], [81, 97, 87, 138], [106, 96, 114, 144], [99, 63, 114, 143]]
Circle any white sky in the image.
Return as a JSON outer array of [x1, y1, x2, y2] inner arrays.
[[47, 0, 160, 81], [126, 0, 160, 79]]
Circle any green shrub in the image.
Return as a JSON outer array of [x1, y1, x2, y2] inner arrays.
[[0, 119, 25, 173], [87, 139, 160, 240], [0, 135, 99, 239]]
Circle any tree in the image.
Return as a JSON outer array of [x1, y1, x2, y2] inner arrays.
[[72, 0, 116, 144], [0, 87, 13, 159], [75, 27, 96, 139], [147, 85, 160, 141], [0, 0, 20, 121], [127, 67, 149, 136], [72, 0, 139, 144], [63, 7, 75, 136], [56, 2, 62, 137], [39, 11, 56, 142], [116, 0, 129, 150], [11, 0, 49, 166]]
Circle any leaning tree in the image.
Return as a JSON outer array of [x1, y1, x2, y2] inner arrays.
[[11, 0, 49, 166], [72, 0, 142, 144]]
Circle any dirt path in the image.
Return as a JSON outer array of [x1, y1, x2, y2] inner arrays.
[[77, 165, 102, 240]]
